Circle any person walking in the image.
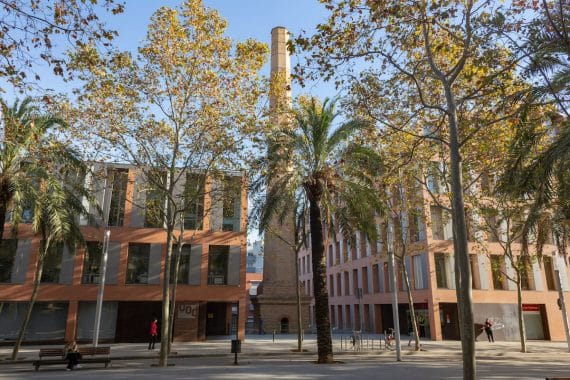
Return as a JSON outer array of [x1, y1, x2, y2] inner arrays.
[[148, 318, 158, 350], [484, 318, 494, 342]]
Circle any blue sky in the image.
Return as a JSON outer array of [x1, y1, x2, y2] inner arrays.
[[5, 0, 338, 101], [114, 0, 336, 96]]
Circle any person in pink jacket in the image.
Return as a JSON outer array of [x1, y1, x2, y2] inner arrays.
[[148, 318, 158, 350]]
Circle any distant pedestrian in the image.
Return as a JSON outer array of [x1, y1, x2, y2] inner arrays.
[[408, 323, 414, 347], [484, 318, 494, 342], [148, 318, 158, 350], [64, 341, 82, 370]]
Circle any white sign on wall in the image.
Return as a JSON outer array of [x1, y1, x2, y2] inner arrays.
[[178, 304, 198, 319]]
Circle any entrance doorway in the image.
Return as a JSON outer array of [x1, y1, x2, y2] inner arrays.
[[523, 304, 546, 340], [439, 303, 460, 340], [115, 302, 162, 342], [280, 317, 289, 333], [206, 302, 228, 336]]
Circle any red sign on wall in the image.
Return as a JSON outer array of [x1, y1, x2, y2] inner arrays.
[[522, 304, 540, 312]]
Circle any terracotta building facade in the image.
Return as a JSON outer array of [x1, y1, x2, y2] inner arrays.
[[0, 164, 248, 344], [298, 186, 570, 342]]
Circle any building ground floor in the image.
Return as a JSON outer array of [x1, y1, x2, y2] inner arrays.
[[0, 300, 243, 345], [324, 299, 564, 342]]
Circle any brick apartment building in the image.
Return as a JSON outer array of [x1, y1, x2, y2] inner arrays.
[[0, 163, 248, 344], [298, 184, 570, 342]]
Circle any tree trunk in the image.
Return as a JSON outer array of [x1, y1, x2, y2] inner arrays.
[[159, 227, 174, 367], [308, 190, 333, 363], [167, 241, 183, 354], [445, 85, 476, 380], [12, 243, 47, 360], [402, 262, 420, 351], [295, 245, 303, 352], [0, 178, 13, 241], [516, 272, 527, 353]]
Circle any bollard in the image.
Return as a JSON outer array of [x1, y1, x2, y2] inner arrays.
[[273, 330, 275, 342]]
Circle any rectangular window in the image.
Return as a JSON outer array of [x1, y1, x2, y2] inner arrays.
[[144, 178, 165, 228], [184, 173, 205, 230], [82, 241, 103, 284], [435, 253, 448, 289], [222, 176, 241, 231], [344, 271, 350, 296], [470, 254, 480, 289], [362, 266, 369, 294], [413, 255, 426, 289], [520, 256, 534, 291], [351, 235, 357, 260], [490, 255, 505, 290], [409, 211, 421, 242], [335, 241, 340, 265], [383, 262, 391, 292], [329, 274, 334, 296], [376, 224, 383, 255], [342, 239, 349, 262], [170, 245, 191, 284], [427, 162, 443, 194], [328, 245, 333, 267], [336, 273, 341, 296], [0, 239, 18, 283], [108, 168, 129, 227], [485, 214, 500, 243], [302, 256, 306, 274], [544, 256, 556, 291], [430, 206, 444, 240], [372, 264, 379, 293], [126, 243, 150, 284], [352, 269, 358, 295], [208, 245, 229, 285], [41, 241, 63, 283]]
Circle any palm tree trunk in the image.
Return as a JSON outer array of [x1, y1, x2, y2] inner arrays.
[[12, 243, 47, 360], [516, 272, 527, 353], [308, 192, 333, 363], [295, 245, 303, 352], [402, 262, 420, 351], [0, 179, 12, 241]]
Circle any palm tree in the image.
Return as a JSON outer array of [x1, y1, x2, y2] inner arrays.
[[257, 98, 384, 363], [11, 163, 92, 360], [524, 0, 570, 117], [498, 111, 570, 260], [0, 97, 69, 240], [499, 0, 570, 262]]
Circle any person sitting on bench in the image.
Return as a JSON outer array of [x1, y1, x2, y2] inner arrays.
[[65, 341, 82, 370]]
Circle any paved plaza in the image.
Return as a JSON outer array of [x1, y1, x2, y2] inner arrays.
[[0, 335, 569, 379]]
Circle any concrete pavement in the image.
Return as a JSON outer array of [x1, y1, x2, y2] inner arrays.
[[0, 334, 569, 379]]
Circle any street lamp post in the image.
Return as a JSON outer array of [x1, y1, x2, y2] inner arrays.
[[387, 220, 402, 361], [93, 230, 111, 347]]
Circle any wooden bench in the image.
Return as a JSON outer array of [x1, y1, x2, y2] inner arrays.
[[33, 346, 111, 371], [77, 346, 111, 368]]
